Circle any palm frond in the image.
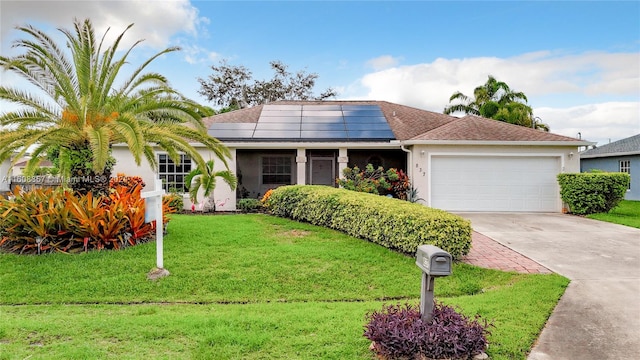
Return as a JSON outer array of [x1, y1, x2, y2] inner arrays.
[[142, 144, 157, 169], [84, 125, 111, 171], [108, 113, 145, 165]]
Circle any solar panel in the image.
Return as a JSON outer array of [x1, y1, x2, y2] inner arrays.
[[255, 122, 300, 131], [208, 104, 395, 141], [346, 123, 394, 131], [208, 129, 256, 139], [347, 130, 395, 139], [303, 104, 342, 111], [344, 116, 388, 124], [301, 116, 344, 123], [342, 110, 384, 117], [301, 130, 349, 139], [260, 110, 302, 117], [301, 123, 345, 131], [301, 110, 343, 117], [341, 105, 380, 111], [253, 130, 301, 139], [258, 116, 301, 123]]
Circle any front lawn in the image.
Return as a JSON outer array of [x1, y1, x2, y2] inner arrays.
[[587, 200, 640, 228], [0, 214, 568, 359]]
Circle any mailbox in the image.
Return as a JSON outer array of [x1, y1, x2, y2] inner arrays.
[[415, 245, 453, 322], [416, 245, 452, 276]]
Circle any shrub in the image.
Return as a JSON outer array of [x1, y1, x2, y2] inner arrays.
[[336, 164, 391, 195], [558, 172, 630, 215], [261, 189, 274, 204], [238, 198, 263, 213], [387, 168, 410, 200], [364, 302, 491, 360], [163, 193, 184, 213], [0, 175, 173, 254], [337, 164, 411, 199], [110, 173, 146, 191], [265, 185, 471, 258]]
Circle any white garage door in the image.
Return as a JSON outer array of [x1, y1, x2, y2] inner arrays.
[[431, 156, 561, 212]]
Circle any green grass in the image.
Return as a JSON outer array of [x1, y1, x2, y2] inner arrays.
[[0, 214, 568, 360], [587, 200, 640, 228]]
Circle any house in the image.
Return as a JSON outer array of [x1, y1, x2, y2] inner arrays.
[[112, 100, 591, 212], [11, 159, 54, 176], [580, 134, 640, 201]]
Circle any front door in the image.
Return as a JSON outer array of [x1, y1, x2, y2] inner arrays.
[[310, 157, 335, 186]]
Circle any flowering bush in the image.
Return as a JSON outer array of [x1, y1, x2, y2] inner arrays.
[[364, 302, 492, 360], [337, 164, 411, 199], [336, 164, 390, 195], [261, 189, 274, 205], [0, 174, 173, 254]]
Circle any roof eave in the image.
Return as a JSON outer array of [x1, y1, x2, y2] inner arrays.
[[580, 151, 640, 159], [402, 140, 594, 146], [219, 141, 401, 149]]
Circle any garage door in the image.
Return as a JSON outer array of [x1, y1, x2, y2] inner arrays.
[[431, 156, 561, 212]]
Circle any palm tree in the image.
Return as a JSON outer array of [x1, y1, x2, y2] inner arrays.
[[444, 76, 548, 130], [0, 18, 230, 196], [185, 159, 237, 212]]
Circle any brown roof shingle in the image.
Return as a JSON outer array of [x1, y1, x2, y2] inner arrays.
[[201, 101, 583, 143], [410, 115, 583, 142]]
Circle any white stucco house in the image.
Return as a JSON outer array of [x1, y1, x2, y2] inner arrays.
[[112, 100, 592, 213]]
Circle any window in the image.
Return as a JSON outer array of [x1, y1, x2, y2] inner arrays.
[[620, 160, 631, 190], [261, 156, 292, 184], [158, 154, 192, 193]]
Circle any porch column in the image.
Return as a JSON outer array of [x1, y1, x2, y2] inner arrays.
[[338, 148, 349, 180], [296, 148, 306, 185]]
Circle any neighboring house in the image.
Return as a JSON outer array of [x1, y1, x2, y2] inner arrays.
[[112, 100, 591, 212], [12, 159, 54, 176], [580, 134, 640, 201]]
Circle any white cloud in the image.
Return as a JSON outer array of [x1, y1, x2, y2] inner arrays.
[[366, 55, 402, 71], [351, 51, 640, 146], [0, 0, 207, 50], [535, 102, 640, 146], [181, 43, 220, 65]]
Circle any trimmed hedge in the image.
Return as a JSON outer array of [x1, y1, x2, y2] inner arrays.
[[558, 172, 630, 215], [265, 185, 472, 259]]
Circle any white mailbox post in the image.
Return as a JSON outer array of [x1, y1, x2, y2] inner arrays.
[[141, 178, 165, 270]]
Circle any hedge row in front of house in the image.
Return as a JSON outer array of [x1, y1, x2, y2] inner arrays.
[[265, 185, 471, 259]]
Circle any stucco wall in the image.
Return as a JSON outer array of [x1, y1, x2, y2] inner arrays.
[[112, 146, 238, 211], [581, 155, 639, 201]]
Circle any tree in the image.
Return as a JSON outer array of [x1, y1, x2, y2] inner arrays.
[[185, 159, 237, 211], [197, 60, 337, 109], [0, 18, 231, 196], [444, 75, 549, 130]]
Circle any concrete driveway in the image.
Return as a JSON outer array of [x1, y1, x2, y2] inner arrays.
[[457, 213, 640, 360]]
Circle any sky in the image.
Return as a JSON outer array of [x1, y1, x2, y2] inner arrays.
[[1, 0, 639, 147]]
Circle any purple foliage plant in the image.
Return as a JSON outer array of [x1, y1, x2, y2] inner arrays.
[[364, 302, 493, 360]]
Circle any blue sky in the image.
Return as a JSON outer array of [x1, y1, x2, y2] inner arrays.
[[1, 1, 639, 146]]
